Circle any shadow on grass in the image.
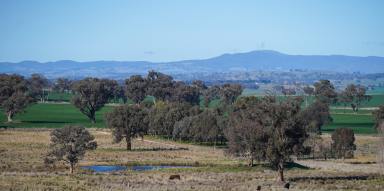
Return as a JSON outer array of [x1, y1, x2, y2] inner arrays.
[[21, 120, 70, 124], [285, 162, 310, 170], [289, 175, 375, 182], [99, 147, 189, 152], [249, 162, 310, 170]]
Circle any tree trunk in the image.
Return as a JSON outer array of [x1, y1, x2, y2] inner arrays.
[[277, 160, 285, 182], [153, 97, 157, 106], [69, 163, 74, 174], [7, 112, 13, 122], [90, 111, 96, 124], [249, 157, 254, 167], [126, 136, 132, 150]]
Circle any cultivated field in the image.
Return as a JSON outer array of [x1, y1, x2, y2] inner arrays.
[[1, 99, 381, 134], [0, 129, 383, 191]]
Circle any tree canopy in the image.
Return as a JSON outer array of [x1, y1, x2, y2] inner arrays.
[[105, 104, 149, 150], [71, 78, 116, 123], [44, 125, 97, 173], [0, 74, 34, 122]]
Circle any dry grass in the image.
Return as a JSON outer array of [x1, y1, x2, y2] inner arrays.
[[1, 129, 383, 191]]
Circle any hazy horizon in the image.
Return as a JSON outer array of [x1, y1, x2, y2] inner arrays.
[[2, 49, 384, 64], [1, 0, 383, 62]]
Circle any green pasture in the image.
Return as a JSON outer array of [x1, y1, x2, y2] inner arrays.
[[1, 90, 382, 133], [46, 91, 72, 102], [323, 113, 376, 134], [0, 103, 113, 128]]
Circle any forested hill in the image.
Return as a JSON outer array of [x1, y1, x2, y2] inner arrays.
[[1, 50, 383, 79]]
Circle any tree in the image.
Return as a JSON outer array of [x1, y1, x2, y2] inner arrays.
[[149, 102, 194, 138], [377, 123, 384, 171], [314, 80, 337, 104], [171, 81, 201, 105], [125, 75, 148, 104], [282, 87, 296, 96], [226, 96, 268, 166], [146, 71, 174, 103], [342, 84, 371, 112], [219, 84, 243, 104], [303, 86, 314, 107], [192, 109, 223, 145], [173, 116, 195, 141], [226, 96, 308, 182], [71, 78, 115, 123], [331, 128, 356, 159], [0, 74, 34, 122], [338, 90, 354, 113], [264, 97, 307, 182], [301, 100, 332, 133], [53, 77, 72, 93], [101, 79, 122, 103], [191, 80, 207, 92], [373, 105, 384, 129], [44, 125, 97, 173], [28, 73, 49, 102], [203, 85, 221, 107], [105, 104, 149, 150]]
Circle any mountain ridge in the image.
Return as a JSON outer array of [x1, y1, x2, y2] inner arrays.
[[1, 50, 383, 79]]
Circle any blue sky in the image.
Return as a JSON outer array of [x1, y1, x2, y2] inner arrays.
[[0, 0, 383, 62]]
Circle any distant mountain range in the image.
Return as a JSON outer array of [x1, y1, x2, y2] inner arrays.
[[1, 50, 383, 79]]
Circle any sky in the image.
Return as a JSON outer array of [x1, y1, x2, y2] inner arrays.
[[0, 0, 383, 62]]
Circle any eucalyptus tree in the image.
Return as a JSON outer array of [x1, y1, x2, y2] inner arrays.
[[0, 74, 34, 122], [28, 73, 49, 102], [44, 125, 97, 173], [53, 77, 72, 93], [331, 128, 356, 159], [303, 85, 314, 107], [146, 71, 174, 104], [226, 96, 308, 182], [301, 100, 332, 133], [125, 75, 148, 104], [171, 81, 201, 105], [342, 84, 371, 112], [373, 105, 384, 129], [71, 78, 115, 123], [314, 80, 337, 104], [203, 85, 221, 107], [219, 83, 243, 104], [105, 104, 149, 150]]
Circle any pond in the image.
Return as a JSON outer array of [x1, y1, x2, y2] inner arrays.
[[81, 165, 192, 172]]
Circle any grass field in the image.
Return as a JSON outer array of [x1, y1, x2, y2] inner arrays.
[[1, 91, 383, 134], [0, 129, 383, 191], [46, 92, 73, 102], [0, 102, 380, 134], [0, 103, 114, 128], [323, 113, 376, 134]]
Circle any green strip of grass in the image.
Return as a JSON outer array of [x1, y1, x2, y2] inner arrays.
[[0, 103, 113, 128], [0, 102, 379, 134], [323, 113, 376, 134]]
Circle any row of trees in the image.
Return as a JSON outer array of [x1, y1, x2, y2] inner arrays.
[[103, 77, 350, 182], [104, 71, 243, 149], [274, 82, 372, 113]]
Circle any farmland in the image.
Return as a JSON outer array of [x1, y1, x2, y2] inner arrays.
[[1, 92, 383, 134], [0, 129, 383, 191], [0, 89, 383, 190]]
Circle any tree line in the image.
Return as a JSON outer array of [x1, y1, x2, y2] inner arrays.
[[1, 72, 384, 182]]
